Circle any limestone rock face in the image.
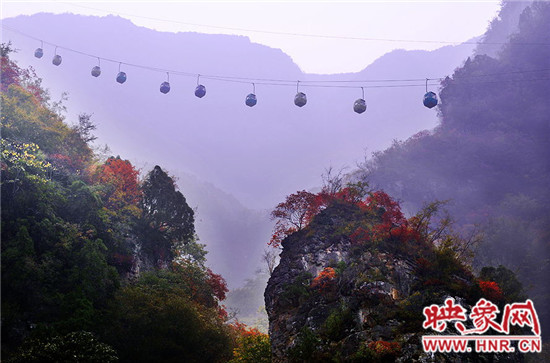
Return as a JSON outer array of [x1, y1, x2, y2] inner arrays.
[[264, 202, 521, 362]]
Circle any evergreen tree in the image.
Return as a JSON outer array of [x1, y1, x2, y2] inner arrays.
[[138, 165, 195, 264]]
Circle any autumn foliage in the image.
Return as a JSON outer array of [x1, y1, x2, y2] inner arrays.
[[479, 280, 504, 302], [207, 268, 229, 301], [270, 183, 422, 249], [269, 185, 369, 247], [1, 43, 47, 103], [269, 190, 322, 247], [230, 322, 271, 363], [368, 340, 401, 357], [311, 267, 337, 291], [94, 156, 141, 212]]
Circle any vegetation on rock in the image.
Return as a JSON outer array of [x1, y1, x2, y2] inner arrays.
[[266, 181, 526, 361]]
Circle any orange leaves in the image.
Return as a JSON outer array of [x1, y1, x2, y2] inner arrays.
[[94, 156, 141, 211], [333, 186, 367, 205], [231, 321, 264, 338], [368, 340, 401, 356], [311, 267, 337, 291], [479, 280, 504, 302], [269, 222, 297, 248], [230, 322, 270, 363]]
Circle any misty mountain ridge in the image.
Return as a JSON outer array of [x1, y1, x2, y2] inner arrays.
[[3, 12, 481, 287]]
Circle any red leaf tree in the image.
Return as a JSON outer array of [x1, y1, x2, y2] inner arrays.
[[94, 156, 141, 212], [479, 280, 504, 302], [207, 268, 229, 302], [269, 190, 324, 247]]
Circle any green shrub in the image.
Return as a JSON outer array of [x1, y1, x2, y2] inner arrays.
[[288, 327, 321, 363], [323, 304, 354, 341], [8, 331, 117, 362]]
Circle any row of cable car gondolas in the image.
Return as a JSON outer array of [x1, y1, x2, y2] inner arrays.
[[35, 46, 438, 111]]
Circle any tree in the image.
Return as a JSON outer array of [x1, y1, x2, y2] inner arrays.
[[95, 157, 140, 208], [1, 42, 21, 91], [140, 166, 195, 244], [229, 323, 271, 363], [1, 42, 48, 103], [479, 265, 526, 304], [269, 190, 321, 247], [138, 166, 195, 264], [262, 248, 278, 276], [104, 269, 234, 363], [74, 113, 97, 143], [268, 181, 374, 248]]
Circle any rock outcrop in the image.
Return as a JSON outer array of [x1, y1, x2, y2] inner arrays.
[[265, 201, 522, 362]]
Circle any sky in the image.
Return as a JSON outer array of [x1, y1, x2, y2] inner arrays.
[[1, 0, 502, 74]]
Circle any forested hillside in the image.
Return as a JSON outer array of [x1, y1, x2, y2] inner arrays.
[[355, 1, 550, 335], [1, 44, 269, 362]]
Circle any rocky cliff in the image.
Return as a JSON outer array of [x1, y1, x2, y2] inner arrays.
[[265, 199, 524, 362]]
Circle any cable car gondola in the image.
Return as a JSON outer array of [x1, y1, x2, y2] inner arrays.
[[354, 87, 367, 114], [91, 66, 101, 77], [245, 83, 257, 107], [34, 47, 43, 59], [116, 63, 127, 84], [160, 73, 170, 94], [116, 72, 127, 84], [294, 81, 307, 107], [246, 94, 257, 107], [423, 79, 438, 108], [160, 82, 170, 94], [423, 92, 438, 108], [52, 47, 62, 66], [91, 58, 101, 77], [195, 75, 206, 98]]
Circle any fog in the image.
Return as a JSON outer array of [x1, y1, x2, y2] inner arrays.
[[2, 13, 478, 286]]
